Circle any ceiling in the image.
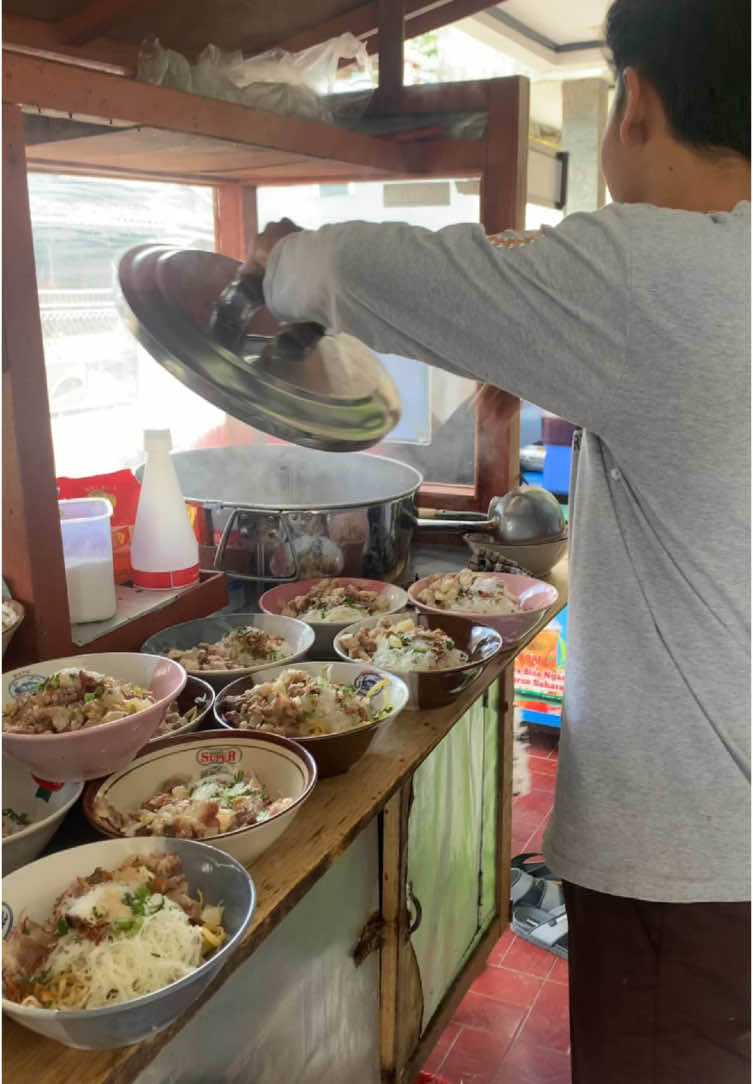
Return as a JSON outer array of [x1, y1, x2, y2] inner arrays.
[[497, 0, 609, 47], [465, 0, 612, 80]]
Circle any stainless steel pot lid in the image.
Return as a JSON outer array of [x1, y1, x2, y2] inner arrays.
[[118, 244, 402, 452]]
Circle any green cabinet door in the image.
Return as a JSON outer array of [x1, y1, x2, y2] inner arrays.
[[407, 680, 500, 1031]]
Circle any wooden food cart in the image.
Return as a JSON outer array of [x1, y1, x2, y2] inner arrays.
[[2, 2, 568, 1080]]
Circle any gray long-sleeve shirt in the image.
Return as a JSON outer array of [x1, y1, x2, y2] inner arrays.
[[265, 201, 751, 902]]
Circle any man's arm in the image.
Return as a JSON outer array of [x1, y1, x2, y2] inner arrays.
[[263, 206, 632, 435]]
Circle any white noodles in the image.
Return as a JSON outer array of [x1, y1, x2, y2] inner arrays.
[[45, 897, 203, 1009]]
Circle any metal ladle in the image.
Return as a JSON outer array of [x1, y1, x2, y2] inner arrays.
[[415, 488, 566, 545]]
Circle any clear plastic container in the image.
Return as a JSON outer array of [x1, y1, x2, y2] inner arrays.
[[59, 498, 117, 624]]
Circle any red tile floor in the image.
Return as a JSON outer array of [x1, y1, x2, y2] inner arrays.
[[418, 728, 570, 1084]]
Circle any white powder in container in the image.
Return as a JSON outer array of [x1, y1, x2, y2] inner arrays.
[[65, 559, 117, 623]]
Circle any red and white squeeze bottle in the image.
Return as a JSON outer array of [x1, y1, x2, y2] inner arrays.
[[130, 429, 199, 590]]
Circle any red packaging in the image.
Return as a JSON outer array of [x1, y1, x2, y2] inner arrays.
[[57, 471, 204, 585]]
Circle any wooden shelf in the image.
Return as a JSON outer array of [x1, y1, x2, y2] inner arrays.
[[1, 571, 228, 669], [3, 53, 494, 186], [2, 557, 567, 1084], [3, 51, 421, 186]]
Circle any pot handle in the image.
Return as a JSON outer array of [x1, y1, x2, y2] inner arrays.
[[413, 513, 495, 536], [210, 270, 324, 356]]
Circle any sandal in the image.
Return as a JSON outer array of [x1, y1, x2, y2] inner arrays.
[[510, 867, 564, 911], [511, 851, 559, 882], [511, 902, 569, 959]]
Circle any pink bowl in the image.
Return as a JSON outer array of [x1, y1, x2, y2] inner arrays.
[[259, 577, 409, 658], [2, 653, 186, 783], [408, 572, 559, 646]]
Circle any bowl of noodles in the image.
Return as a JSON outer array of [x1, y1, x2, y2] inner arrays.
[[1, 836, 255, 1049], [83, 729, 317, 866], [140, 613, 315, 691], [2, 653, 187, 782], [408, 570, 559, 645], [333, 612, 504, 709], [259, 578, 409, 659], [214, 661, 408, 777], [144, 675, 216, 747]]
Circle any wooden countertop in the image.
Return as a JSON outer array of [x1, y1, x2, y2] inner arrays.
[[2, 558, 568, 1084]]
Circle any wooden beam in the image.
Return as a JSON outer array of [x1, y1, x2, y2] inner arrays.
[[404, 0, 502, 42], [213, 184, 258, 261], [496, 668, 516, 928], [2, 103, 72, 666], [476, 75, 528, 514], [481, 74, 529, 232], [376, 0, 405, 110], [2, 14, 137, 74], [380, 782, 422, 1080], [55, 0, 163, 46], [2, 52, 407, 177], [368, 0, 504, 53], [275, 0, 453, 54]]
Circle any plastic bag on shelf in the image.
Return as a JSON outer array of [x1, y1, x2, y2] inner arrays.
[[137, 33, 372, 125]]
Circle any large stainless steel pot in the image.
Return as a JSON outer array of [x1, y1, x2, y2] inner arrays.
[[155, 447, 564, 587], [161, 446, 422, 584]]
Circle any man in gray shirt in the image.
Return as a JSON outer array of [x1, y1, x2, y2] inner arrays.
[[250, 0, 750, 1079]]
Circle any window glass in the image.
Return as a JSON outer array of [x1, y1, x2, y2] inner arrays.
[[257, 180, 480, 485], [28, 174, 218, 477]]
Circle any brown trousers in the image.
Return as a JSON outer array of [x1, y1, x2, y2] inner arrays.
[[563, 882, 751, 1084]]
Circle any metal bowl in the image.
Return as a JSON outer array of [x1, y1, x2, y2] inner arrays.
[[140, 613, 315, 690], [1, 836, 255, 1049], [491, 486, 565, 543]]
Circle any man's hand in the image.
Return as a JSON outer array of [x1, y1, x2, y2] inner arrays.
[[241, 217, 301, 275]]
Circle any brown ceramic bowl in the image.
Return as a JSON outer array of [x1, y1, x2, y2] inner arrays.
[[332, 612, 504, 710], [463, 532, 568, 578], [145, 674, 216, 747], [213, 661, 408, 777]]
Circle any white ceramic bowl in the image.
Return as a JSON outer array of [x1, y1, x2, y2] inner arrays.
[[2, 755, 83, 874], [408, 572, 559, 647], [1, 836, 254, 1049], [2, 653, 187, 783], [140, 613, 315, 690], [259, 578, 409, 658], [83, 729, 316, 866], [215, 660, 409, 777]]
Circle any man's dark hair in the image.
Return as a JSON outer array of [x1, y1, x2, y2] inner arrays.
[[605, 0, 750, 159]]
